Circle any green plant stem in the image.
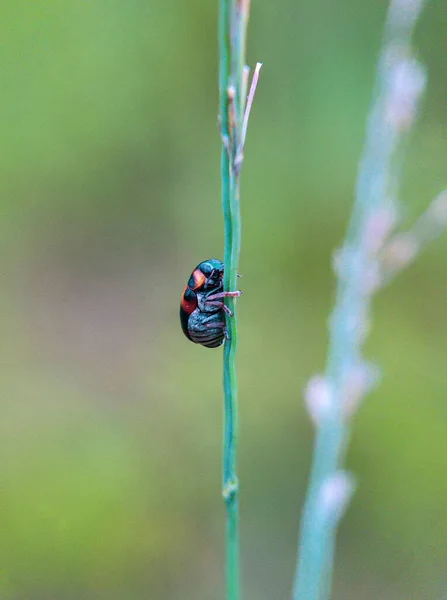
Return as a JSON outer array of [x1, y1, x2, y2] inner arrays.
[[218, 2, 251, 600]]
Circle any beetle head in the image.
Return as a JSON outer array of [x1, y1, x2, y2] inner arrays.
[[200, 259, 224, 290], [189, 258, 224, 291]]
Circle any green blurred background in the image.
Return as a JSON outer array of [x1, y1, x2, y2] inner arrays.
[[1, 1, 447, 599]]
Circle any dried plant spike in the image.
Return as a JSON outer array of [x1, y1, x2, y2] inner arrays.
[[240, 62, 263, 150]]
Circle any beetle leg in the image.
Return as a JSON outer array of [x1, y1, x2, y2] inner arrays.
[[204, 300, 233, 316], [221, 304, 233, 317], [206, 290, 242, 301], [205, 320, 224, 328]]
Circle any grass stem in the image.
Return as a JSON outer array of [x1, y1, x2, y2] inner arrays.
[[218, 2, 260, 599]]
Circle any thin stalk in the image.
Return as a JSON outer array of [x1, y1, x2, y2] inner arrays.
[[219, 2, 240, 600], [293, 1, 427, 599], [218, 2, 259, 600]]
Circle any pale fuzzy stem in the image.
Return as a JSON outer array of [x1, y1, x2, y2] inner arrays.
[[292, 1, 429, 599]]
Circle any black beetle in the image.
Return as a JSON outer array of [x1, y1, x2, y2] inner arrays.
[[180, 259, 241, 348]]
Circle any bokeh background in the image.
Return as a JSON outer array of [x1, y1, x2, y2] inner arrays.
[[1, 1, 447, 599]]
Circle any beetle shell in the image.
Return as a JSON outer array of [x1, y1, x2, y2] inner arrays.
[[186, 306, 225, 348], [180, 258, 226, 348]]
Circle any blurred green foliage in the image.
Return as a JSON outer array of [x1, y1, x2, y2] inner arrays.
[[1, 1, 447, 599]]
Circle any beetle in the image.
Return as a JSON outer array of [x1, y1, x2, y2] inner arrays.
[[180, 258, 241, 348]]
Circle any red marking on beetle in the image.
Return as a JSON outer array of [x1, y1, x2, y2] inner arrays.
[[192, 269, 207, 290], [181, 286, 198, 315]]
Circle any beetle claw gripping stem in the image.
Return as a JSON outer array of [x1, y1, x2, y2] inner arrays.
[[206, 290, 242, 301]]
